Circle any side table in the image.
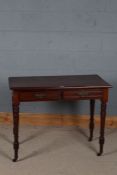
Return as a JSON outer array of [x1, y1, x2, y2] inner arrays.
[[9, 75, 112, 162]]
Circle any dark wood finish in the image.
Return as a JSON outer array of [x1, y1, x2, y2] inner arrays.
[[9, 74, 112, 162], [89, 99, 95, 141], [97, 101, 107, 156], [12, 91, 20, 162], [9, 75, 111, 90], [63, 89, 102, 100], [19, 90, 61, 101]]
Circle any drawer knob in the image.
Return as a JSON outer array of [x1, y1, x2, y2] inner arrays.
[[34, 93, 46, 99], [75, 91, 89, 96]]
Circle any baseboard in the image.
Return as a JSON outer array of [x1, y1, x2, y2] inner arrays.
[[0, 112, 116, 128]]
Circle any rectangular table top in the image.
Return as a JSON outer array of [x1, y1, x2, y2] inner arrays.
[[9, 74, 112, 90]]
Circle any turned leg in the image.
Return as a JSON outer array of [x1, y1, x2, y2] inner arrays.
[[12, 103, 19, 162], [97, 101, 107, 156], [89, 99, 95, 141]]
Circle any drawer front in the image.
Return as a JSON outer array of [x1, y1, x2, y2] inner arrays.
[[19, 90, 61, 101], [63, 89, 102, 100]]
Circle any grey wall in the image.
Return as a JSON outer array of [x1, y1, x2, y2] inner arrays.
[[0, 0, 116, 115]]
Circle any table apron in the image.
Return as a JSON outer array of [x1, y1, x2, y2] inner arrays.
[[16, 89, 105, 102]]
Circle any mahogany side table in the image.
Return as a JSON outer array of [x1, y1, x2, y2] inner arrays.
[[9, 74, 112, 162]]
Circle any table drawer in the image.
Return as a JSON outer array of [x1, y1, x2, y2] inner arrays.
[[63, 89, 102, 100], [19, 90, 61, 101]]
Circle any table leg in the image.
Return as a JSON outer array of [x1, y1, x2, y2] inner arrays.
[[97, 101, 107, 156], [89, 99, 95, 141], [12, 104, 19, 162]]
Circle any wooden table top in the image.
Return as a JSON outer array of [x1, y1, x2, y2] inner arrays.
[[9, 74, 112, 90]]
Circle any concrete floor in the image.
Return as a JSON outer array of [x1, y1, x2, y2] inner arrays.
[[0, 124, 117, 175]]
